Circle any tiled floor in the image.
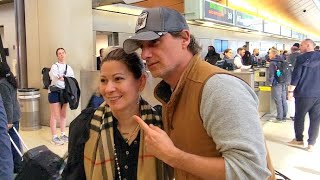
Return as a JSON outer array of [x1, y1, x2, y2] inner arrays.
[[18, 114, 320, 180]]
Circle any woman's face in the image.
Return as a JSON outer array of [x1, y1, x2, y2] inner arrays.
[[225, 51, 232, 59], [56, 49, 66, 62], [99, 60, 146, 112]]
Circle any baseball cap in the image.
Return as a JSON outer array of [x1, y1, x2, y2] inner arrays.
[[123, 7, 189, 53]]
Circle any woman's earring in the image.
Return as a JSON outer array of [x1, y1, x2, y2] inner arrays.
[[137, 95, 141, 105]]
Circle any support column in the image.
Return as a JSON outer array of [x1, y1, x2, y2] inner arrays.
[[15, 0, 27, 88]]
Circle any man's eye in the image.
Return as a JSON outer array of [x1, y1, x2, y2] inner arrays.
[[151, 39, 159, 44]]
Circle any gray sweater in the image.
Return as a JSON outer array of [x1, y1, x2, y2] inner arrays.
[[0, 79, 20, 124], [200, 74, 270, 180]]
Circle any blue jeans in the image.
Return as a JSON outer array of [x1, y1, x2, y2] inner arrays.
[[294, 97, 320, 145], [271, 83, 288, 119], [8, 121, 22, 173]]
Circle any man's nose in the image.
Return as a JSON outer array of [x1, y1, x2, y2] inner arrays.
[[141, 46, 152, 60]]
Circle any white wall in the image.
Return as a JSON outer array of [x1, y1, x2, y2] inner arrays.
[[0, 3, 17, 72], [24, 0, 94, 126], [96, 33, 108, 56]]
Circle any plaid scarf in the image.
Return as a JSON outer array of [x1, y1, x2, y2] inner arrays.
[[84, 98, 165, 180]]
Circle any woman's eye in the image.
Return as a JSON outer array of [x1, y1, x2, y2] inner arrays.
[[100, 79, 106, 83], [115, 77, 124, 81]]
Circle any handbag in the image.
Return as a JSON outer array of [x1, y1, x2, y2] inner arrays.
[[49, 64, 68, 92], [49, 86, 62, 92]]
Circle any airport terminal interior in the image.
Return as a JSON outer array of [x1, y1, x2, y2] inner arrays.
[[1, 0, 320, 179]]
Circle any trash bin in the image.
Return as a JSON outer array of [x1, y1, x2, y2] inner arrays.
[[18, 88, 41, 131]]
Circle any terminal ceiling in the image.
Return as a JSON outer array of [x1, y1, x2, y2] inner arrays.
[[133, 0, 320, 40], [1, 0, 319, 39]]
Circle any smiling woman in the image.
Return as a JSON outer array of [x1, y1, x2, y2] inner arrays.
[[63, 47, 167, 180]]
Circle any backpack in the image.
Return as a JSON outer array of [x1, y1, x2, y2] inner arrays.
[[274, 61, 291, 84], [41, 64, 67, 89], [41, 67, 51, 89]]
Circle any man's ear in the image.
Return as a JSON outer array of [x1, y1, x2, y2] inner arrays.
[[180, 30, 191, 49]]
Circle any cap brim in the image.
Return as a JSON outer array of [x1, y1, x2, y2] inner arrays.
[[123, 31, 163, 53]]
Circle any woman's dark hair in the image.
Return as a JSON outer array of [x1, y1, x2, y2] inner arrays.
[[56, 48, 66, 56], [223, 48, 232, 55], [0, 62, 18, 89], [101, 48, 144, 79], [169, 32, 202, 55]]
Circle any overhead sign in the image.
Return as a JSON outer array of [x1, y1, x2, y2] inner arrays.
[[263, 20, 280, 35], [280, 26, 291, 37], [235, 11, 263, 31], [203, 0, 234, 25]]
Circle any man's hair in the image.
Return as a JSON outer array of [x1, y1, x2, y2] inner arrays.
[[237, 48, 244, 53], [169, 32, 202, 55], [269, 48, 279, 55], [303, 38, 316, 47]]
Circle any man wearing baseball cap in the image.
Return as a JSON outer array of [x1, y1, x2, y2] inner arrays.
[[125, 7, 272, 180]]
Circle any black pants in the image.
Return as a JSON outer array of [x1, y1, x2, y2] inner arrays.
[[294, 97, 320, 145]]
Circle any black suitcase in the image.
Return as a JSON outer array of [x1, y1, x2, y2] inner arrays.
[[15, 145, 64, 180], [8, 127, 64, 180]]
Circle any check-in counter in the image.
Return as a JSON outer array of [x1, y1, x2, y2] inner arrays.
[[230, 69, 255, 88], [252, 66, 276, 116]]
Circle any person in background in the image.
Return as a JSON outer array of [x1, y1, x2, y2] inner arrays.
[[314, 45, 320, 51], [0, 95, 14, 179], [242, 45, 252, 65], [287, 39, 320, 152], [63, 48, 166, 180], [282, 50, 288, 60], [267, 49, 288, 123], [96, 48, 104, 70], [204, 45, 221, 65], [234, 47, 251, 69], [48, 48, 75, 145], [286, 44, 301, 121], [124, 7, 272, 179], [251, 48, 260, 65], [0, 62, 21, 173], [215, 48, 234, 70]]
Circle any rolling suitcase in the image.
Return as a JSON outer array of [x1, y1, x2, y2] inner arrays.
[[9, 127, 64, 180]]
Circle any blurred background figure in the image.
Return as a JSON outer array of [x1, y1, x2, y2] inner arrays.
[[251, 48, 260, 65], [205, 45, 221, 65], [216, 48, 235, 70], [96, 48, 104, 70], [0, 95, 14, 179], [0, 61, 21, 173], [242, 45, 252, 65]]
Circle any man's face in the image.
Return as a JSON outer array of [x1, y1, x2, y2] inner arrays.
[[139, 32, 187, 80], [240, 50, 245, 57], [299, 41, 307, 53], [269, 52, 275, 59]]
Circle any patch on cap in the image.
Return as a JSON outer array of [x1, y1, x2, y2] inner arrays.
[[135, 12, 148, 32]]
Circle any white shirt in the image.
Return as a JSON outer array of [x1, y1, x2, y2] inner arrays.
[[49, 62, 75, 89], [234, 54, 251, 69]]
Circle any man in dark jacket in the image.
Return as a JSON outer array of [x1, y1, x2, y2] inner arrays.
[[0, 95, 13, 179], [287, 39, 320, 152], [267, 49, 288, 123]]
